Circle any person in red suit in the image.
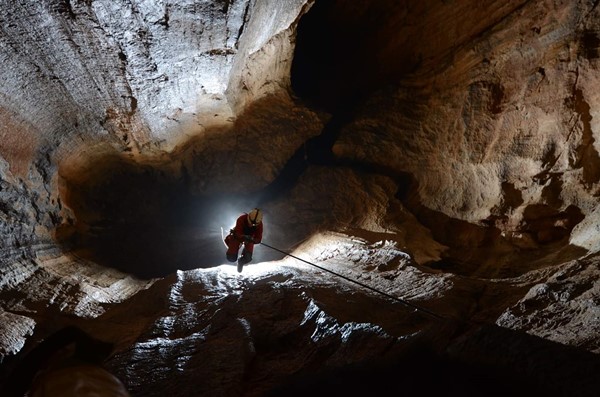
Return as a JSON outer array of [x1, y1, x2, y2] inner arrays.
[[225, 208, 263, 265]]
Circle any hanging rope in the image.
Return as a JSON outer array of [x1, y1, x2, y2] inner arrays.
[[260, 242, 446, 321]]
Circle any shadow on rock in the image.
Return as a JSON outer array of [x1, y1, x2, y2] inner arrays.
[[266, 323, 600, 397], [56, 154, 286, 279]]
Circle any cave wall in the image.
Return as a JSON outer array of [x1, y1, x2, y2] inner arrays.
[[6, 0, 600, 278], [0, 0, 600, 310], [0, 0, 314, 263], [0, 0, 595, 291], [0, 0, 315, 359], [327, 0, 600, 252], [1, 1, 600, 390]]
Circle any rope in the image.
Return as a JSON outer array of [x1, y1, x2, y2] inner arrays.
[[260, 242, 446, 321]]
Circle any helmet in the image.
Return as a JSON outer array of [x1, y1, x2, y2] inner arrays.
[[247, 208, 263, 226]]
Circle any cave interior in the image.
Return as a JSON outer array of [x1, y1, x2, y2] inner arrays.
[[1, 0, 600, 396]]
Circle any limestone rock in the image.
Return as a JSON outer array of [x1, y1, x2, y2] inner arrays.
[[1, 1, 600, 396]]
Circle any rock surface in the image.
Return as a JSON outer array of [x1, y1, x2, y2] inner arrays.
[[1, 0, 600, 396]]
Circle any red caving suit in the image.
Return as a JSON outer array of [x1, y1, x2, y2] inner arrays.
[[225, 213, 263, 262]]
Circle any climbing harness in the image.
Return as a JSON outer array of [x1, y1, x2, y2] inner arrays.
[[260, 242, 446, 321]]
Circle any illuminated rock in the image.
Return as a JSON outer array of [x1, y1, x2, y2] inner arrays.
[[1, 1, 600, 396]]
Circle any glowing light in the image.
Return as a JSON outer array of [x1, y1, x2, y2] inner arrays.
[[216, 260, 281, 277], [207, 201, 260, 238]]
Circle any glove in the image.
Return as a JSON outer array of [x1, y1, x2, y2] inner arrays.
[[243, 235, 254, 243]]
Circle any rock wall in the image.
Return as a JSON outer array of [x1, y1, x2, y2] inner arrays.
[[0, 0, 314, 366], [0, 0, 314, 271], [1, 1, 600, 395], [330, 0, 600, 255]]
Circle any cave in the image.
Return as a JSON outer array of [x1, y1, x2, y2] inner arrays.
[[1, 1, 600, 396]]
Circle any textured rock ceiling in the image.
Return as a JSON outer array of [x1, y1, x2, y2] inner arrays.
[[1, 0, 600, 395]]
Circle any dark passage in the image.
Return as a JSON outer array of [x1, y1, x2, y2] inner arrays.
[[292, 0, 376, 113], [57, 155, 285, 279]]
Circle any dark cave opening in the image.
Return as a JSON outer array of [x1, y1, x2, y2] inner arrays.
[[291, 0, 349, 113], [56, 155, 289, 279], [291, 0, 420, 114], [291, 0, 379, 113]]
